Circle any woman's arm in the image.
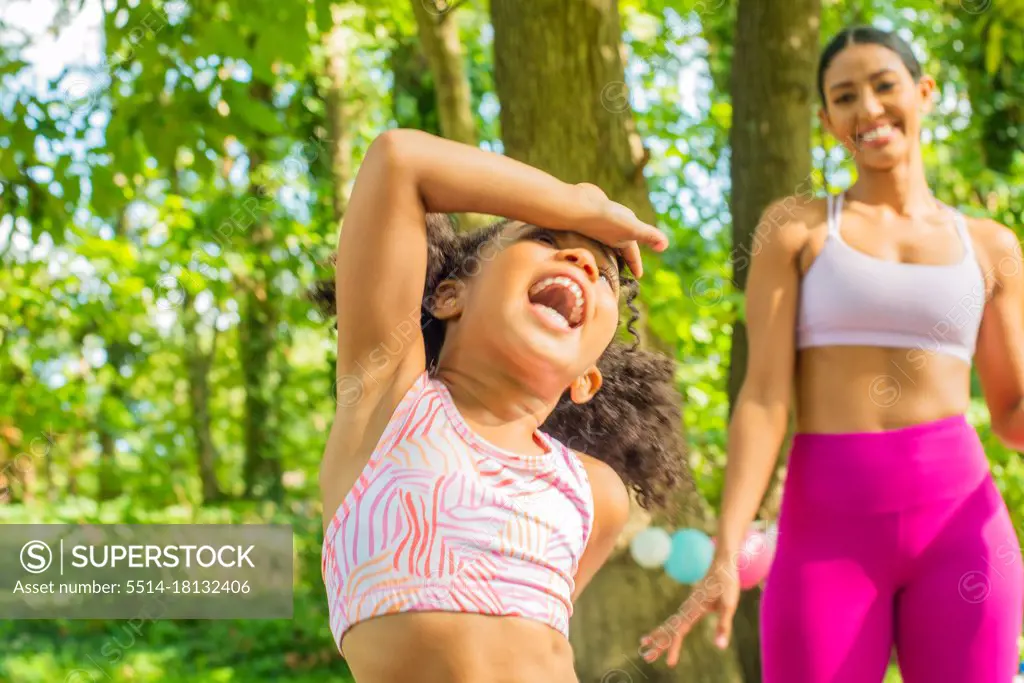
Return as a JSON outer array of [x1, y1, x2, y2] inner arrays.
[[571, 454, 630, 602], [335, 129, 663, 398], [973, 219, 1024, 450], [714, 199, 808, 557], [638, 198, 810, 665]]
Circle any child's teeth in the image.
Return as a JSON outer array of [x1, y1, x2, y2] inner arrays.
[[538, 305, 569, 328], [528, 275, 586, 326]]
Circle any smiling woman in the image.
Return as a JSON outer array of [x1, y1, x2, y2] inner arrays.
[[642, 24, 1024, 683], [815, 25, 932, 168], [310, 129, 691, 683]]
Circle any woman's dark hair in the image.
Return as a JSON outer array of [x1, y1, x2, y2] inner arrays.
[[817, 25, 923, 104], [311, 214, 690, 511]]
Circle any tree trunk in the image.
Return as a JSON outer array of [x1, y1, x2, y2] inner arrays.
[[0, 430, 12, 504], [324, 6, 356, 221], [492, 0, 652, 222], [410, 0, 476, 146], [97, 207, 130, 501], [42, 428, 54, 502], [409, 0, 489, 231], [240, 80, 282, 501], [727, 1, 820, 681], [239, 232, 281, 502], [183, 291, 223, 504], [68, 430, 84, 497], [490, 2, 736, 680], [170, 162, 224, 506], [97, 428, 119, 500], [98, 350, 129, 501]]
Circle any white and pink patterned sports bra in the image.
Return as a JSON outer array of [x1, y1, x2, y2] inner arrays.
[[321, 371, 595, 650]]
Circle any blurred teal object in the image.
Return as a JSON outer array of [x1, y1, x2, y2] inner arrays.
[[664, 529, 714, 584]]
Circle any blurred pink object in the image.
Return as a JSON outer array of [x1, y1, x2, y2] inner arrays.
[[737, 529, 774, 589]]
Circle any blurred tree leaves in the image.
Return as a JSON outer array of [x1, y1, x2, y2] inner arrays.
[[0, 0, 1018, 529], [0, 1, 1022, 677]]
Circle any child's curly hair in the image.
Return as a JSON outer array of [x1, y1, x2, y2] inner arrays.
[[311, 214, 690, 511]]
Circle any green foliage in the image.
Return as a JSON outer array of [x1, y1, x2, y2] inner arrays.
[[2, 0, 1023, 679], [0, 501, 353, 683]]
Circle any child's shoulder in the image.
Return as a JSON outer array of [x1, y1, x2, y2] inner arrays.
[[572, 451, 629, 521]]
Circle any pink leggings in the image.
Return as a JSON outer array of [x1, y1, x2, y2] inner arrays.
[[761, 415, 1023, 683]]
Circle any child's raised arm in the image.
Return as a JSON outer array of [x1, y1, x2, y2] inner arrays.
[[334, 129, 665, 397]]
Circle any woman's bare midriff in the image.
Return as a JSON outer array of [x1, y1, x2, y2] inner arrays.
[[795, 345, 973, 434], [339, 612, 579, 683]]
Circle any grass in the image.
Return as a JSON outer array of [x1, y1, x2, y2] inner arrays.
[[1, 619, 908, 683], [1, 623, 355, 683], [0, 500, 355, 682]]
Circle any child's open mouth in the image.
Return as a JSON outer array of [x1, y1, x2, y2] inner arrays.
[[528, 275, 585, 331]]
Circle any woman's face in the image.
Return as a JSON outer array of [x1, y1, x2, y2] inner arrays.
[[433, 221, 623, 394], [819, 42, 936, 171]]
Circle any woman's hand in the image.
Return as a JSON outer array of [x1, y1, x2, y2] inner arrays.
[[570, 183, 668, 278], [638, 553, 741, 667]]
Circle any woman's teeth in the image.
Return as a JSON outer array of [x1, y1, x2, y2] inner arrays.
[[860, 124, 894, 142]]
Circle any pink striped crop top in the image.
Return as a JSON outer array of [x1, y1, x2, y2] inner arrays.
[[797, 193, 986, 363], [321, 371, 594, 650]]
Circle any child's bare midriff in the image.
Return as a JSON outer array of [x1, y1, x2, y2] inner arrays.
[[340, 612, 579, 683]]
